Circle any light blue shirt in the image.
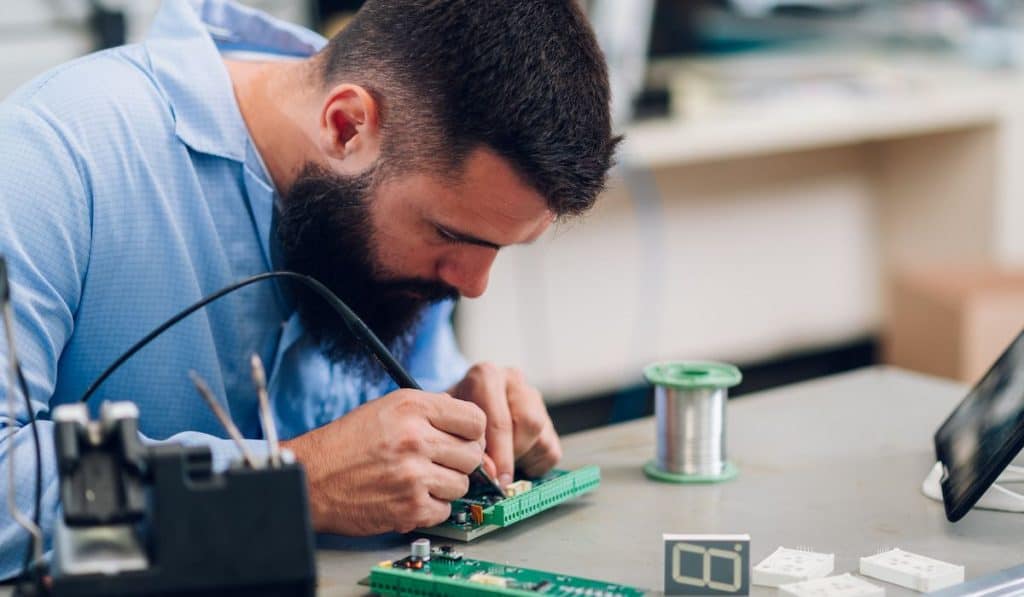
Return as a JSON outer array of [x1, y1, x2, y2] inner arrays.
[[0, 0, 468, 577]]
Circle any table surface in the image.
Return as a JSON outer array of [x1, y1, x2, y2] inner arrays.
[[315, 366, 1024, 596], [9, 367, 1014, 596]]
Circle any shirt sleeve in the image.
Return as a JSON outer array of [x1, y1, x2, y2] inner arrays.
[[0, 105, 275, 580], [404, 300, 470, 393], [0, 104, 92, 579]]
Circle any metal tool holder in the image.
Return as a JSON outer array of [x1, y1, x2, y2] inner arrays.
[[643, 361, 742, 484]]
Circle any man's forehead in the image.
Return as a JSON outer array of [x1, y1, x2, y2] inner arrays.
[[453, 150, 553, 232], [425, 148, 553, 247]]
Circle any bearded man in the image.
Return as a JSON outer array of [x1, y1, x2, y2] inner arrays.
[[0, 0, 618, 575]]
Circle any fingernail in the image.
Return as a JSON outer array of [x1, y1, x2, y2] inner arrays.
[[499, 474, 513, 486]]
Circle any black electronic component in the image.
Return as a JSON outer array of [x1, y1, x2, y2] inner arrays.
[[935, 326, 1024, 521], [33, 402, 316, 597], [53, 450, 315, 596], [663, 534, 750, 596], [54, 404, 147, 526], [436, 545, 462, 560]]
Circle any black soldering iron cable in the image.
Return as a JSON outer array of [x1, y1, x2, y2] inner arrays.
[[80, 270, 511, 498], [79, 271, 420, 405]]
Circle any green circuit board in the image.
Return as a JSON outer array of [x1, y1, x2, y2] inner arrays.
[[370, 546, 645, 597], [418, 466, 601, 541]]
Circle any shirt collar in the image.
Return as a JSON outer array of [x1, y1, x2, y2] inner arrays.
[[143, 0, 326, 162]]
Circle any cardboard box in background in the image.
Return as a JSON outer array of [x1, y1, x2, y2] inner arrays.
[[884, 268, 1024, 384]]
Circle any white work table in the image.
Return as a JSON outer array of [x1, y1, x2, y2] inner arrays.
[[316, 366, 1022, 595]]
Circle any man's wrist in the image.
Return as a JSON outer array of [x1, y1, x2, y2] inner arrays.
[[281, 435, 329, 530]]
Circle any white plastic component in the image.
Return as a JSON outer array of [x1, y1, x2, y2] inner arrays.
[[779, 574, 885, 597], [504, 480, 534, 497], [469, 573, 509, 588], [52, 403, 90, 425], [922, 461, 1024, 513], [100, 400, 140, 423], [859, 548, 965, 593], [753, 547, 835, 587]]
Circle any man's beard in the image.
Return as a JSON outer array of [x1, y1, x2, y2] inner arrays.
[[275, 163, 459, 380]]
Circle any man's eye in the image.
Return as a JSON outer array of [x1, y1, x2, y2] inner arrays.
[[435, 226, 460, 244]]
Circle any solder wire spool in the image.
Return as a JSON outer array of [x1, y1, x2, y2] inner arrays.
[[643, 361, 742, 484]]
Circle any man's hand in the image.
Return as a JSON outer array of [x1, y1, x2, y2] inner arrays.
[[448, 363, 561, 487], [281, 389, 486, 535]]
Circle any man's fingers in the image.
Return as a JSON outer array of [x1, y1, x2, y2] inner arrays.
[[397, 492, 453, 533], [423, 393, 487, 441], [506, 368, 547, 460], [481, 453, 498, 480], [473, 365, 516, 486], [426, 464, 472, 502], [427, 431, 485, 476], [514, 423, 562, 478], [451, 363, 516, 487], [448, 363, 561, 488]]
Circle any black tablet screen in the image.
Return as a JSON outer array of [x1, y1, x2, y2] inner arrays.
[[934, 328, 1024, 521]]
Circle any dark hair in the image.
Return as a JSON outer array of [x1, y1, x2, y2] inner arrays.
[[320, 0, 621, 216]]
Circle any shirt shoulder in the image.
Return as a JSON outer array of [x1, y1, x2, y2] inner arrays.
[[2, 44, 177, 155], [7, 43, 157, 105]]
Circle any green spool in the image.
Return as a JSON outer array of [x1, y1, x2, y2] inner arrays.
[[643, 361, 742, 390], [643, 361, 742, 484]]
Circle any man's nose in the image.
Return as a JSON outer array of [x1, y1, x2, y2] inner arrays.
[[437, 251, 497, 299]]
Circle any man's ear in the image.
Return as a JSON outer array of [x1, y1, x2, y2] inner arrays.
[[318, 83, 381, 173]]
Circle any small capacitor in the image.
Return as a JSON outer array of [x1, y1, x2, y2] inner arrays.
[[411, 538, 431, 561], [455, 511, 468, 524]]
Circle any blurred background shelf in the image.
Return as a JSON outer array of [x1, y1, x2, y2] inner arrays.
[[622, 57, 1023, 168], [456, 52, 1024, 408]]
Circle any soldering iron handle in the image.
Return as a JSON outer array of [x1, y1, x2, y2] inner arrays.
[[373, 351, 422, 395]]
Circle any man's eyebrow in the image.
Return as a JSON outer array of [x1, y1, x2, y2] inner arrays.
[[439, 225, 504, 250]]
